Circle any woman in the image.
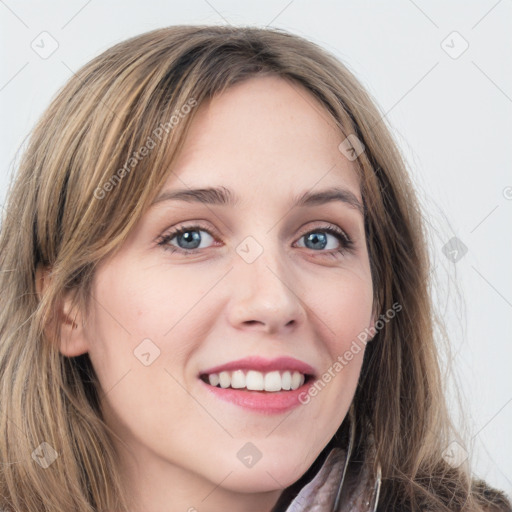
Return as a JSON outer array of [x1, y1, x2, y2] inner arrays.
[[0, 25, 509, 512]]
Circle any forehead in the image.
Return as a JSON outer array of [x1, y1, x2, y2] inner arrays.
[[161, 75, 361, 204]]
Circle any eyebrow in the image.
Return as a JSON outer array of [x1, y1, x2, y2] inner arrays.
[[150, 185, 364, 215]]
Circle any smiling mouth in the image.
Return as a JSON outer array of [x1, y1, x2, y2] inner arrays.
[[199, 370, 314, 392]]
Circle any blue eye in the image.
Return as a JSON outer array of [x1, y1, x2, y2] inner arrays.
[[296, 228, 348, 252], [157, 223, 353, 257], [158, 225, 216, 253]]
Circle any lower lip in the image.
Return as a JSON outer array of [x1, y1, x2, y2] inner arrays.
[[199, 378, 314, 414]]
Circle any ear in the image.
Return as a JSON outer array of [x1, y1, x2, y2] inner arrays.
[[35, 265, 89, 357]]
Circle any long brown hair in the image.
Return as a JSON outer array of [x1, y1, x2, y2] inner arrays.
[[0, 25, 509, 511]]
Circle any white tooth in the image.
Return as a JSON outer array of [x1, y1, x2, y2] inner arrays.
[[208, 373, 220, 387], [231, 370, 246, 389], [264, 371, 283, 392], [281, 371, 292, 390], [291, 371, 302, 390], [219, 371, 231, 388], [209, 369, 305, 391], [245, 370, 264, 390]]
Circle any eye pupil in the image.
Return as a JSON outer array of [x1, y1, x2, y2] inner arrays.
[[305, 232, 327, 250], [178, 230, 201, 249]]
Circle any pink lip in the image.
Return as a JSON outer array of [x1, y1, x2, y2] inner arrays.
[[199, 356, 316, 377], [198, 377, 314, 414], [198, 356, 316, 415]]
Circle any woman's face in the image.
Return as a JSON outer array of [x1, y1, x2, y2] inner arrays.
[[72, 75, 375, 505]]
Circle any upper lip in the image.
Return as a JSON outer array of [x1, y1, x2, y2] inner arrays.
[[199, 356, 317, 377]]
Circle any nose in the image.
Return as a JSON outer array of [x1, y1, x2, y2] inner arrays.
[[225, 244, 306, 334]]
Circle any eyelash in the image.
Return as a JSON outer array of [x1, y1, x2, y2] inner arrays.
[[156, 222, 354, 258]]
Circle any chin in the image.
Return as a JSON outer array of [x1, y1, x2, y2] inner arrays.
[[211, 453, 310, 494], [220, 468, 301, 494]]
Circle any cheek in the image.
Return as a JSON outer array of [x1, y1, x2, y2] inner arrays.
[[310, 269, 373, 350], [84, 262, 211, 409], [83, 279, 221, 480], [88, 259, 210, 349], [297, 267, 372, 413]]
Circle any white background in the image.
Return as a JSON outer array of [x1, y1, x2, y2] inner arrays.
[[1, 0, 511, 497]]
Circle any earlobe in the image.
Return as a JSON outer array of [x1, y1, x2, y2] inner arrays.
[[35, 265, 89, 357], [59, 300, 89, 357]]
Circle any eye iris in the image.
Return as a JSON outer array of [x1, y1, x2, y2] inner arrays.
[[178, 230, 201, 249], [305, 232, 327, 250]]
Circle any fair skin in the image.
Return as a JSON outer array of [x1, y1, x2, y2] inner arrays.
[[57, 75, 375, 512]]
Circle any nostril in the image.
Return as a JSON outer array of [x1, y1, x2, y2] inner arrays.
[[244, 320, 264, 327]]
